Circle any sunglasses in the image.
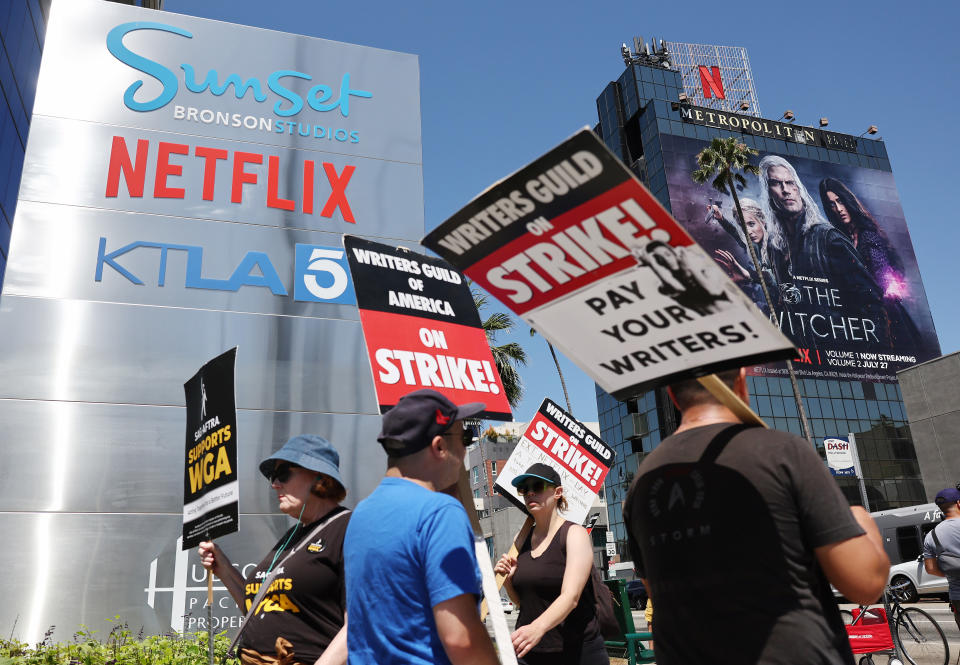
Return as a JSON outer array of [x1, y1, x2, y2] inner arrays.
[[516, 480, 554, 496], [270, 462, 302, 484], [445, 425, 477, 448]]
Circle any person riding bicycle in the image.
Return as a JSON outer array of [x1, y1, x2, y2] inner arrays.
[[922, 487, 960, 632]]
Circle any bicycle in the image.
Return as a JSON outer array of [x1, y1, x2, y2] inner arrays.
[[840, 580, 949, 665]]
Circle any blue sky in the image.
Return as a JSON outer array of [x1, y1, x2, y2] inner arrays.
[[165, 0, 960, 424]]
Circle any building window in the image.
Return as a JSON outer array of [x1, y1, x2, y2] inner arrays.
[[491, 461, 497, 478], [472, 466, 479, 483]]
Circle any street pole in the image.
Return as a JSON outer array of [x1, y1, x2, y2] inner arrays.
[[207, 571, 214, 665], [848, 433, 870, 512]]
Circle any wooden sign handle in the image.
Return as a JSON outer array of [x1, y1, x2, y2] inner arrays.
[[697, 374, 767, 428], [481, 515, 533, 621]]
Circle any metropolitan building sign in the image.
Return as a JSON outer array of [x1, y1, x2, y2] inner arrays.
[[679, 105, 859, 153]]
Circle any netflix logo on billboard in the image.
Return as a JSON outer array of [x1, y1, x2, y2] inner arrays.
[[698, 66, 725, 99]]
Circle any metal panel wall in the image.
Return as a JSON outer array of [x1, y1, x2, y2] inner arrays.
[[0, 0, 422, 642]]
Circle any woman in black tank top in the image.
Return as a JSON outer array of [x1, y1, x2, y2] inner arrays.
[[494, 463, 608, 665]]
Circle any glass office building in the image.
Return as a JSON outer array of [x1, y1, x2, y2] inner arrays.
[[596, 43, 941, 569], [0, 0, 161, 290], [0, 0, 48, 287]]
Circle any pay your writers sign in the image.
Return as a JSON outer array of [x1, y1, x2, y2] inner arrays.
[[423, 129, 795, 400]]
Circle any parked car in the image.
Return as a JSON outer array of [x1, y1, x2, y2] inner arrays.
[[626, 580, 648, 610], [887, 556, 947, 603], [500, 597, 514, 614]]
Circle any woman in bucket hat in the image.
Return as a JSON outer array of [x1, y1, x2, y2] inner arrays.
[[494, 462, 609, 665], [199, 434, 351, 665]]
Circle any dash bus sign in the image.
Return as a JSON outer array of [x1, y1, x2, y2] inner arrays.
[[824, 437, 856, 477]]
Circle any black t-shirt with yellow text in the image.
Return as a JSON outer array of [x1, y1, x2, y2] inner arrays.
[[240, 507, 350, 664]]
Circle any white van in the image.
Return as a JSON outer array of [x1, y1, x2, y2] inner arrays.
[[872, 503, 946, 602]]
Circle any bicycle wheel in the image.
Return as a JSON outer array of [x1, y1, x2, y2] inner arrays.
[[893, 607, 949, 665]]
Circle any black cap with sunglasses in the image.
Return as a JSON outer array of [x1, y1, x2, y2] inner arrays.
[[378, 389, 485, 457], [511, 463, 562, 495]]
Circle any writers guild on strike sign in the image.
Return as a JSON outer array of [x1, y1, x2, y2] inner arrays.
[[343, 235, 512, 419], [424, 129, 795, 400], [495, 398, 613, 525]]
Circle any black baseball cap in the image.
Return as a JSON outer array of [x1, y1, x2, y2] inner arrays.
[[511, 463, 562, 488], [378, 389, 485, 457]]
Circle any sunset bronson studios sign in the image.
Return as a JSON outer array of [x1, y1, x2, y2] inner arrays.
[[1, 0, 423, 642]]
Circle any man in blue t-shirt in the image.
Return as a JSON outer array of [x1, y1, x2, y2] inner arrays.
[[923, 487, 960, 632], [344, 389, 499, 665]]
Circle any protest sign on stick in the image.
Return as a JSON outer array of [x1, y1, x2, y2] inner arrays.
[[183, 347, 238, 659], [344, 235, 515, 656], [485, 398, 614, 606], [423, 129, 796, 401], [182, 347, 240, 550], [343, 235, 512, 419], [496, 398, 614, 525]]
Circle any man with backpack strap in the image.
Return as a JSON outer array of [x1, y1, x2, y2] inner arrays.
[[923, 487, 960, 632], [623, 368, 889, 665]]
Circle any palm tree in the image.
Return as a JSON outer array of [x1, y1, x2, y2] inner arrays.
[[691, 137, 813, 443], [472, 287, 527, 409], [530, 329, 573, 414]]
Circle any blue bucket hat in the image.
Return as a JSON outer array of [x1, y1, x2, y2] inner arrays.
[[259, 434, 344, 487]]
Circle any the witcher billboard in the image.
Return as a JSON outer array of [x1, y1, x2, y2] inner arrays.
[[662, 134, 940, 382]]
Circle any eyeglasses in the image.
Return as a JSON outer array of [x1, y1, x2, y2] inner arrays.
[[270, 462, 302, 484], [445, 425, 477, 448], [516, 480, 554, 496]]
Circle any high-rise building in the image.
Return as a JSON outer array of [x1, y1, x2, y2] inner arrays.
[[0, 0, 49, 287], [596, 38, 941, 576], [0, 0, 161, 290]]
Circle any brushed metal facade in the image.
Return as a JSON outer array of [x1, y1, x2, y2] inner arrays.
[[2, 0, 422, 642]]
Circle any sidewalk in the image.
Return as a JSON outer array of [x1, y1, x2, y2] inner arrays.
[[486, 601, 957, 664]]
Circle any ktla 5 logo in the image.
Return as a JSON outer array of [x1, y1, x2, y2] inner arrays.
[[294, 245, 353, 303], [96, 238, 355, 304]]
